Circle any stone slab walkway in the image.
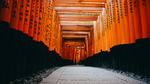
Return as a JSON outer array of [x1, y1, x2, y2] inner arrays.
[[40, 65, 147, 84]]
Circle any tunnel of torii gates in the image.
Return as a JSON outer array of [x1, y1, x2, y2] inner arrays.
[[0, 0, 150, 83]]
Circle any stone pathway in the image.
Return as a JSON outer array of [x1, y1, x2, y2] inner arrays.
[[40, 65, 147, 84]]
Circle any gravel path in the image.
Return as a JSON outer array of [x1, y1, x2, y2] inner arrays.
[[40, 65, 147, 84], [12, 67, 60, 84]]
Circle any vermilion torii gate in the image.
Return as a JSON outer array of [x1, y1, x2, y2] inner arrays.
[[0, 0, 150, 83]]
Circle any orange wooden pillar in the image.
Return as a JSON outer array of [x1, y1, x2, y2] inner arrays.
[[68, 45, 71, 60], [10, 0, 21, 29], [97, 16, 102, 52], [92, 31, 95, 54], [101, 13, 104, 51], [64, 44, 68, 59], [108, 1, 113, 50], [123, 0, 131, 44], [96, 19, 99, 53], [108, 0, 113, 48], [17, 0, 27, 31], [28, 0, 36, 37], [105, 4, 108, 51], [93, 21, 97, 53], [80, 48, 85, 60], [71, 46, 75, 60], [118, 0, 126, 44], [102, 32, 106, 51], [50, 1, 55, 51], [57, 24, 61, 54], [111, 0, 118, 46], [102, 11, 106, 51], [42, 0, 47, 46], [132, 0, 142, 40], [89, 30, 93, 55], [0, 0, 13, 23], [146, 0, 150, 34], [98, 19, 101, 53], [40, 0, 45, 43], [47, 0, 53, 49], [99, 14, 103, 52], [115, 0, 121, 45], [127, 0, 136, 43], [59, 33, 62, 56], [73, 47, 76, 63], [55, 14, 60, 53], [113, 0, 119, 46], [23, 0, 32, 34], [85, 35, 89, 57], [105, 3, 110, 51], [103, 9, 106, 51], [43, 0, 48, 46], [33, 0, 40, 41], [139, 0, 150, 38], [37, 0, 44, 42]]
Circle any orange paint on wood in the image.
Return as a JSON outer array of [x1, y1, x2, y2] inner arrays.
[[80, 48, 85, 60], [10, 0, 20, 29], [139, 0, 150, 38], [42, 0, 47, 46], [28, 0, 36, 37], [105, 3, 110, 51], [133, 0, 142, 39], [103, 18, 107, 51], [115, 0, 122, 44], [47, 0, 52, 48], [85, 36, 89, 57], [127, 0, 136, 43], [102, 13, 106, 51], [64, 44, 68, 59], [102, 35, 106, 51], [23, 0, 32, 34], [111, 0, 116, 46], [17, 0, 27, 31], [51, 2, 55, 50], [123, 0, 131, 44], [108, 0, 113, 48], [33, 0, 40, 41], [99, 16, 103, 52], [71, 46, 75, 60], [0, 0, 13, 23], [37, 0, 44, 41], [146, 0, 150, 34], [40, 0, 45, 43], [118, 0, 126, 44], [113, 0, 118, 46], [73, 48, 76, 63], [97, 16, 101, 52]]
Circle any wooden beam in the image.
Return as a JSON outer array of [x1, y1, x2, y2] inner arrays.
[[61, 25, 93, 28], [60, 21, 94, 25], [63, 35, 86, 38], [57, 12, 101, 16], [56, 10, 102, 13], [60, 18, 97, 21], [54, 3, 105, 7], [62, 24, 93, 26], [54, 0, 107, 3], [62, 31, 90, 35], [62, 28, 91, 31], [54, 7, 103, 11], [59, 15, 98, 19]]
